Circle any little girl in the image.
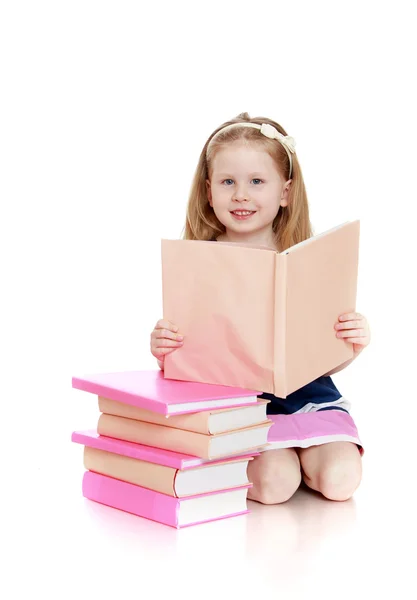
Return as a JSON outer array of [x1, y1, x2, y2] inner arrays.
[[150, 112, 371, 504]]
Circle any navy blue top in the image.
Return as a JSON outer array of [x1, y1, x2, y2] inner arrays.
[[259, 376, 345, 415]]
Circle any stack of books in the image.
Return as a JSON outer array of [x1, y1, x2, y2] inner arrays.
[[72, 370, 271, 528]]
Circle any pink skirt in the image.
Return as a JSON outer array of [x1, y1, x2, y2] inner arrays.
[[266, 410, 364, 455]]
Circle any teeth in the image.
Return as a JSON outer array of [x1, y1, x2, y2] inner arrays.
[[233, 210, 254, 215]]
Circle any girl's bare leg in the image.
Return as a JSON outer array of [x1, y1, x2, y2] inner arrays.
[[247, 448, 302, 504], [298, 441, 362, 501]]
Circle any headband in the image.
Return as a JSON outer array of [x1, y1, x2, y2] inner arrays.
[[207, 122, 296, 178]]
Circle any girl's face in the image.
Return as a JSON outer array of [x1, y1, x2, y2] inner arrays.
[[206, 142, 291, 247]]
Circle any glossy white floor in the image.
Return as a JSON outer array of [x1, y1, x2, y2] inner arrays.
[[4, 355, 414, 600]]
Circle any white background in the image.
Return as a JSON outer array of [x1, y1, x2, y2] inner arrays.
[[1, 1, 416, 598]]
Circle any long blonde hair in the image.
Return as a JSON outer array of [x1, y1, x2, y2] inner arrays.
[[182, 112, 313, 251]]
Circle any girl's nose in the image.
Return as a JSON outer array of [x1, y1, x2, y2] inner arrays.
[[232, 184, 249, 202]]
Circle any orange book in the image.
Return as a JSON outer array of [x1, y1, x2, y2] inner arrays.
[[98, 396, 269, 434], [97, 413, 271, 460], [161, 220, 360, 396], [83, 446, 252, 497]]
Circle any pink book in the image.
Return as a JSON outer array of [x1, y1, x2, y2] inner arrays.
[[82, 471, 251, 528], [72, 429, 259, 469], [72, 370, 260, 415]]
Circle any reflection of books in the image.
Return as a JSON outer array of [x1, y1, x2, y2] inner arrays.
[[72, 369, 259, 415], [162, 220, 360, 396], [82, 471, 251, 529], [74, 431, 253, 497]]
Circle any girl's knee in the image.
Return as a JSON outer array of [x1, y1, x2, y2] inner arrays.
[[319, 458, 362, 501], [250, 476, 301, 504], [247, 450, 302, 505]]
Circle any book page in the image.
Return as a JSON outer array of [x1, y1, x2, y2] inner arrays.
[[282, 221, 353, 254]]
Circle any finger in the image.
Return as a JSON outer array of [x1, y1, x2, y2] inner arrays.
[[155, 347, 180, 356], [153, 338, 184, 349], [154, 319, 179, 332], [153, 329, 184, 342], [338, 312, 363, 322], [335, 319, 363, 330], [336, 329, 367, 338], [152, 345, 180, 358]]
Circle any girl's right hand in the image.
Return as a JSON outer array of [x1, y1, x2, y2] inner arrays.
[[150, 319, 184, 368]]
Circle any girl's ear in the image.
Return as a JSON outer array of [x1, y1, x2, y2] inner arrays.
[[206, 179, 213, 206], [280, 179, 292, 207]]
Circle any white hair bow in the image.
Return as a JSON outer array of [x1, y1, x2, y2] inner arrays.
[[259, 123, 296, 154]]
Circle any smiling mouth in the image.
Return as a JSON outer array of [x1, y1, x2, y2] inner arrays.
[[230, 210, 256, 216]]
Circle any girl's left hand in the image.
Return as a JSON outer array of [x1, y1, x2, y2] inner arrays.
[[334, 312, 371, 356]]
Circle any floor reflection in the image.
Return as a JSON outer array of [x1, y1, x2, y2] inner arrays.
[[82, 480, 357, 569], [242, 482, 358, 588]]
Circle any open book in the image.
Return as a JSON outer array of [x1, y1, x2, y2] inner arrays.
[[161, 220, 360, 397]]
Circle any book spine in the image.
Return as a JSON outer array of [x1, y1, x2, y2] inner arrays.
[[273, 253, 288, 397]]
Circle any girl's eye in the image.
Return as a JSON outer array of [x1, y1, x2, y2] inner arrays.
[[222, 178, 263, 185]]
